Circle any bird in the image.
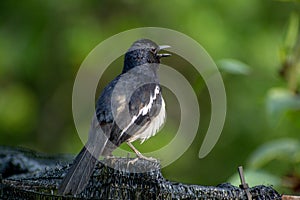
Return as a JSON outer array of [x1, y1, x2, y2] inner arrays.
[[58, 39, 171, 195]]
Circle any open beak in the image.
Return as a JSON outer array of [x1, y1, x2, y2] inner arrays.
[[158, 45, 171, 58]]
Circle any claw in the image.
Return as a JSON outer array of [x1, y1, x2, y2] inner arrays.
[[126, 141, 157, 166], [127, 157, 139, 167]]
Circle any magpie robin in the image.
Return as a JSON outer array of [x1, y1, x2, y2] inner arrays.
[[58, 39, 171, 195]]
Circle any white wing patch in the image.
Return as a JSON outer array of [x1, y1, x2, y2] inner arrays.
[[141, 85, 160, 115], [118, 85, 164, 141], [134, 97, 166, 143]]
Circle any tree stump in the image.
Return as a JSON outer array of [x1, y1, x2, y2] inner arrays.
[[0, 146, 282, 199]]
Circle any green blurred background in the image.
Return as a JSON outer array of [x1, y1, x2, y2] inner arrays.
[[1, 0, 300, 194]]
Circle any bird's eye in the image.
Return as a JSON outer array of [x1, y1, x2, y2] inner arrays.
[[151, 48, 157, 53]]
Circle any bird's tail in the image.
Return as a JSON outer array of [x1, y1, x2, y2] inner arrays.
[[57, 145, 98, 195], [58, 115, 109, 195]]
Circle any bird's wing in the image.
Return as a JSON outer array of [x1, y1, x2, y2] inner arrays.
[[95, 72, 165, 148], [115, 83, 165, 143], [95, 76, 124, 155]]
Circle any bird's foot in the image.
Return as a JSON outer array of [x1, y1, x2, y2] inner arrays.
[[126, 141, 157, 166], [127, 153, 157, 166], [127, 157, 139, 166], [135, 151, 156, 161], [105, 154, 116, 159]]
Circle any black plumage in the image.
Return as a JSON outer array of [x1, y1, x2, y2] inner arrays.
[[58, 39, 170, 195]]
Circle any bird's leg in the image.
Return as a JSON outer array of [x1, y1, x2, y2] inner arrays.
[[126, 142, 143, 158], [126, 142, 156, 161]]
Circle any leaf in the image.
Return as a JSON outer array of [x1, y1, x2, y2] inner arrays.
[[284, 12, 299, 53], [248, 138, 300, 169], [266, 88, 300, 125], [228, 169, 281, 188], [217, 59, 252, 75], [279, 12, 299, 64]]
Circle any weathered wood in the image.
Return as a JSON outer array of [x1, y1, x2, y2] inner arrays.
[[0, 146, 282, 199]]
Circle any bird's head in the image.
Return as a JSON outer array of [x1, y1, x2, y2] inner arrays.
[[122, 39, 171, 73]]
